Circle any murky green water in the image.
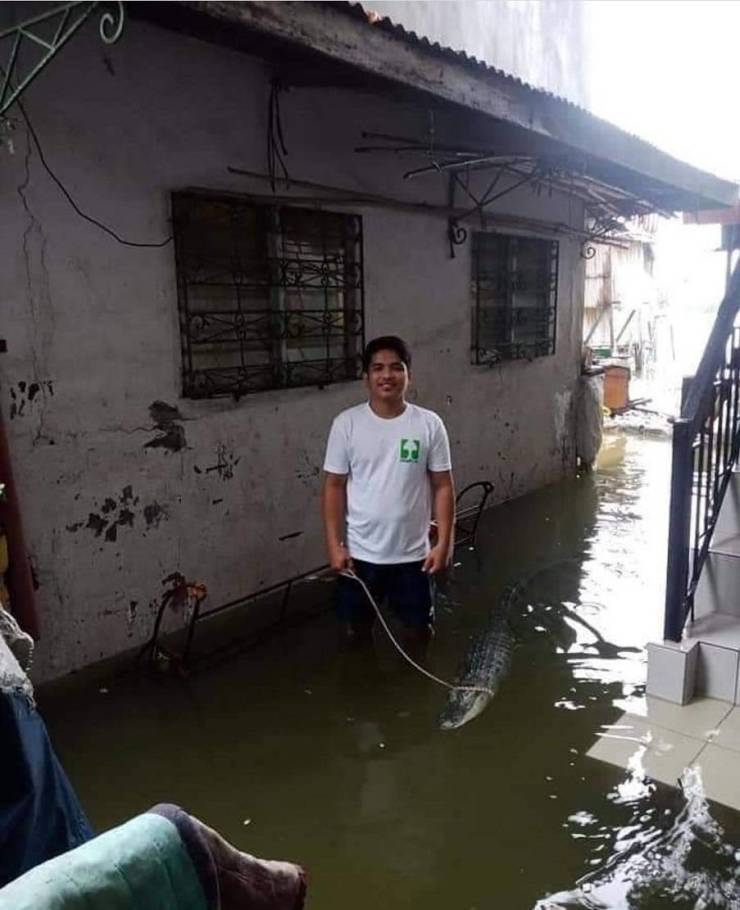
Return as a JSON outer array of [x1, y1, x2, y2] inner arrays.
[[41, 433, 740, 909]]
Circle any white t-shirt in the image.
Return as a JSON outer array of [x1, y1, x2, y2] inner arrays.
[[323, 402, 452, 564]]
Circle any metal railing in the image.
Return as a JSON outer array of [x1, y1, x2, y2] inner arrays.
[[664, 264, 740, 641]]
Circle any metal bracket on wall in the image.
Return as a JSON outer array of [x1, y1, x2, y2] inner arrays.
[[0, 1, 124, 117]]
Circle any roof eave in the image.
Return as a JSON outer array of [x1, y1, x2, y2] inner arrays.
[[146, 0, 738, 212]]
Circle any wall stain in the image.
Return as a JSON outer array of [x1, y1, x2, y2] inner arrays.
[[86, 514, 107, 537], [143, 502, 167, 528], [200, 443, 240, 481], [9, 379, 54, 419], [67, 486, 164, 541], [144, 400, 186, 453], [296, 452, 320, 487]]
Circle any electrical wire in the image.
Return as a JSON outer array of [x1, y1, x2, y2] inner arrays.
[[340, 569, 493, 696], [13, 95, 172, 248]]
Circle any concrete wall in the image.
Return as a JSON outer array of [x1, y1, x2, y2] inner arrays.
[[0, 17, 584, 681], [368, 0, 590, 108]]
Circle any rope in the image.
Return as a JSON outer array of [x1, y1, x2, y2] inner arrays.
[[340, 569, 493, 697]]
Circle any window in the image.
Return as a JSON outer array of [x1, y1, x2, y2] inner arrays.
[[172, 192, 364, 399], [471, 232, 558, 365]]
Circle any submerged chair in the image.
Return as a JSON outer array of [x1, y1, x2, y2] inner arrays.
[[454, 480, 494, 549]]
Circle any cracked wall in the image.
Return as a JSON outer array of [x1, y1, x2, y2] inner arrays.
[[0, 18, 584, 682]]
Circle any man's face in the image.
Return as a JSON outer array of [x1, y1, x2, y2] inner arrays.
[[365, 348, 409, 405]]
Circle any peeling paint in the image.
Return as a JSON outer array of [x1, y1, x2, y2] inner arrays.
[[144, 400, 186, 452], [9, 379, 53, 419], [143, 502, 167, 528], [67, 488, 164, 541], [86, 513, 107, 537]]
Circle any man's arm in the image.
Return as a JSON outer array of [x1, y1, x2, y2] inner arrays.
[[321, 472, 353, 572], [423, 470, 455, 574]]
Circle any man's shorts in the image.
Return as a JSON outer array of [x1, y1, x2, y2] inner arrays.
[[336, 559, 435, 629]]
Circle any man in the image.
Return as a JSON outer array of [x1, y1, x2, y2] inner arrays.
[[322, 336, 454, 645]]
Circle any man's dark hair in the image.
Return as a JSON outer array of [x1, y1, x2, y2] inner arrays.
[[362, 336, 412, 373]]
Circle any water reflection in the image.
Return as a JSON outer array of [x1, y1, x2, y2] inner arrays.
[[40, 434, 740, 910], [536, 767, 740, 909]]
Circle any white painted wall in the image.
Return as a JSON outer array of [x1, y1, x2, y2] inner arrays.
[[1, 17, 584, 681]]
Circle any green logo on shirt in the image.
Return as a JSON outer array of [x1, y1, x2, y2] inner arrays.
[[400, 438, 421, 462]]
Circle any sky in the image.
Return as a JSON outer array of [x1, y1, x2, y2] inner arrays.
[[584, 0, 740, 183]]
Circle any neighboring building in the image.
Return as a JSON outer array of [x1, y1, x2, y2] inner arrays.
[[583, 218, 660, 374], [0, 1, 735, 681]]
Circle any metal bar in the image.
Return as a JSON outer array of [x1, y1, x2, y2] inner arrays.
[[713, 379, 724, 506], [51, 8, 72, 46], [704, 405, 714, 538], [0, 31, 22, 111], [664, 420, 693, 640], [584, 303, 610, 346], [181, 593, 204, 666], [0, 4, 97, 116], [226, 168, 626, 248], [615, 309, 637, 344], [732, 327, 740, 462]]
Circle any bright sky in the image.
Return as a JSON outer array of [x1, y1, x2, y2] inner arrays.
[[584, 0, 740, 182]]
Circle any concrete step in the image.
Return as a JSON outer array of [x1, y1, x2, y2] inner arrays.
[[711, 470, 740, 555], [648, 613, 740, 705], [694, 551, 740, 620], [646, 473, 740, 706]]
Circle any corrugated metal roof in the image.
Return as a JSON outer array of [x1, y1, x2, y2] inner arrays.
[[338, 1, 585, 110], [141, 0, 737, 210], [332, 2, 700, 168]]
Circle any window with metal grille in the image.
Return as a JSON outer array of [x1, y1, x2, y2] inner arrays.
[[172, 192, 365, 399], [471, 232, 558, 365]]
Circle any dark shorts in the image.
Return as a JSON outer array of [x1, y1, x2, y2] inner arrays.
[[336, 559, 435, 629]]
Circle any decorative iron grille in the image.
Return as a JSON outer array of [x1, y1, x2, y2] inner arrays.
[[172, 192, 365, 399], [471, 232, 558, 365]]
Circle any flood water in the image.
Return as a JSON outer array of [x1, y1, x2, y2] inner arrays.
[[41, 432, 740, 909]]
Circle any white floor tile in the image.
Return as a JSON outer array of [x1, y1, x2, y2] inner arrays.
[[587, 714, 704, 787], [640, 696, 731, 741], [693, 744, 740, 812], [712, 706, 740, 754]]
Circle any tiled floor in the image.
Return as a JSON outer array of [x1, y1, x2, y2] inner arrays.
[[586, 696, 740, 811]]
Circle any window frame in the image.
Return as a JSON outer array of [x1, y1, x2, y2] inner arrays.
[[172, 190, 365, 400], [471, 230, 559, 366]]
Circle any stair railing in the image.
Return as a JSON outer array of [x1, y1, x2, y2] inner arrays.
[[664, 263, 740, 641]]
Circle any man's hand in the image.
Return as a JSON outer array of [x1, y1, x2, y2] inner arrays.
[[329, 541, 354, 573], [422, 543, 449, 575]]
